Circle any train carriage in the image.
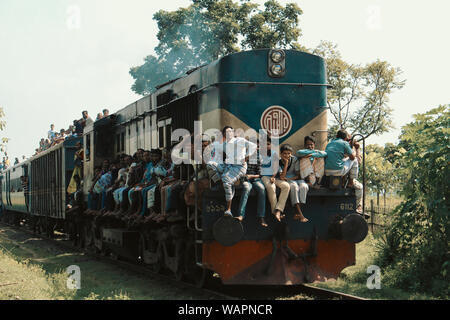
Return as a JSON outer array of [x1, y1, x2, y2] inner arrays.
[[1, 137, 82, 231]]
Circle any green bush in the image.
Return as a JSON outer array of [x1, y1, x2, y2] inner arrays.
[[374, 105, 449, 297]]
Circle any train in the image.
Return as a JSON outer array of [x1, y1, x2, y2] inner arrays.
[[0, 49, 368, 287]]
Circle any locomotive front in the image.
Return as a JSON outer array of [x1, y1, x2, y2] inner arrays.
[[198, 49, 367, 285]]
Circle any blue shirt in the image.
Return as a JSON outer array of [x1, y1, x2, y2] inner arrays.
[[296, 149, 327, 164], [141, 162, 155, 183], [324, 138, 353, 170]]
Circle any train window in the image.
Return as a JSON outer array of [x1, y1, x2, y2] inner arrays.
[[157, 118, 172, 148]]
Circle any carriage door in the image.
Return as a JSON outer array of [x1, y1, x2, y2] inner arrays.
[[22, 164, 29, 211]]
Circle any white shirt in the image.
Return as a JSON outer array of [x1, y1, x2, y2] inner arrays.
[[208, 137, 257, 165], [48, 130, 57, 140]]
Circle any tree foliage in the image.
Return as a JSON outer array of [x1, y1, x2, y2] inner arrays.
[[364, 144, 400, 197], [375, 105, 450, 297], [313, 41, 405, 140], [130, 0, 303, 95]]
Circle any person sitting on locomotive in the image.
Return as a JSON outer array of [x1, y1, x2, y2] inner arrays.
[[324, 129, 362, 213], [91, 162, 117, 209], [110, 155, 132, 208], [236, 138, 268, 227], [296, 136, 327, 188], [159, 134, 211, 223], [113, 160, 137, 212], [151, 147, 181, 222], [96, 113, 103, 121], [116, 151, 146, 213], [345, 133, 363, 214], [165, 134, 211, 222], [259, 140, 288, 222], [206, 126, 257, 218], [276, 144, 309, 223], [87, 159, 110, 210], [127, 149, 167, 216], [142, 149, 170, 217], [99, 156, 128, 212], [103, 109, 110, 117]]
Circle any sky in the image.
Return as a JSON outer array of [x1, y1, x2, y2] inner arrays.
[[0, 0, 449, 160]]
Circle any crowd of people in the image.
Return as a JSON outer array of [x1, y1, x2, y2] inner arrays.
[[67, 126, 364, 226], [205, 127, 363, 226], [33, 109, 109, 156], [0, 154, 27, 171]]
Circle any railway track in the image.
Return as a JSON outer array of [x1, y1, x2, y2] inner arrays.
[[0, 221, 367, 301]]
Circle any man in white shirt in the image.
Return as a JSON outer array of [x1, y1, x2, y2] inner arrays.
[[48, 124, 57, 141], [206, 126, 257, 217]]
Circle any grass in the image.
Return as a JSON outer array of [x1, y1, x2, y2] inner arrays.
[[0, 227, 217, 300], [310, 233, 441, 300]]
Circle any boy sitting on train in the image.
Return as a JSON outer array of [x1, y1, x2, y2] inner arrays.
[[170, 134, 211, 222], [90, 162, 115, 210], [324, 129, 362, 213], [102, 155, 131, 212], [114, 151, 145, 213], [236, 137, 268, 227], [345, 132, 363, 214], [277, 144, 309, 223], [296, 135, 327, 187], [126, 149, 166, 216], [87, 160, 110, 210], [260, 138, 290, 222], [113, 158, 138, 213], [206, 126, 257, 218], [147, 147, 176, 221]]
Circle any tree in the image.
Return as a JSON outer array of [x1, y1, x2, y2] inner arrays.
[[375, 105, 449, 296], [130, 0, 303, 95], [313, 41, 405, 140], [364, 144, 399, 206]]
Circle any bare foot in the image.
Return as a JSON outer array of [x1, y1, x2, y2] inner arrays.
[[273, 211, 281, 222], [294, 214, 309, 223], [260, 218, 268, 227], [235, 216, 244, 222], [347, 178, 354, 188]]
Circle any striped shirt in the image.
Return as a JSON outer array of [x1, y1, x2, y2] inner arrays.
[[246, 153, 261, 176]]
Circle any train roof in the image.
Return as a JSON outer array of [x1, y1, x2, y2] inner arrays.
[[97, 49, 325, 127]]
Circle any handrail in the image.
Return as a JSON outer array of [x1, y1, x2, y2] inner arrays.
[[352, 134, 366, 214]]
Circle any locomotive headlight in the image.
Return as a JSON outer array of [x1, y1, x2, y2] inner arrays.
[[268, 49, 286, 78], [271, 50, 284, 63], [271, 64, 284, 76]]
